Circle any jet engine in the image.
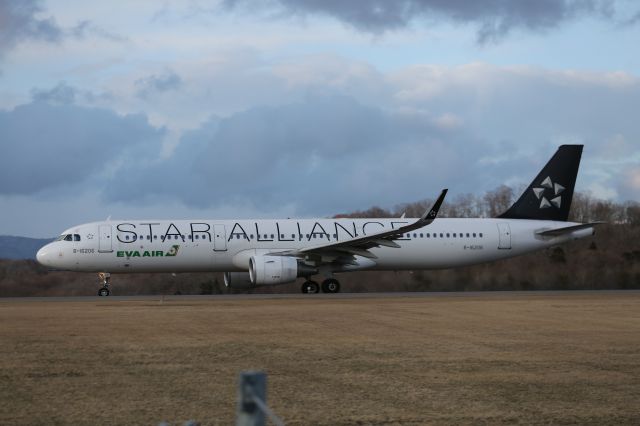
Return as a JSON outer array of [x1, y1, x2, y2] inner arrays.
[[224, 255, 318, 288], [249, 255, 298, 285], [249, 255, 317, 285], [223, 272, 254, 289]]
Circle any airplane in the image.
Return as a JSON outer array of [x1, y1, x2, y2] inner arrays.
[[37, 145, 601, 296]]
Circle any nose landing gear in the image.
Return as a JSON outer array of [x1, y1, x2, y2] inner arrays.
[[98, 272, 111, 296]]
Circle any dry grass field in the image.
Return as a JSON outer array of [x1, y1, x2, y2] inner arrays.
[[1, 293, 639, 425]]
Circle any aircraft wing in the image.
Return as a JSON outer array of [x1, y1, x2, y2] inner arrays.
[[271, 189, 447, 263]]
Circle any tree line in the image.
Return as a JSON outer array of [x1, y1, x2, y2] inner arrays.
[[336, 185, 640, 225]]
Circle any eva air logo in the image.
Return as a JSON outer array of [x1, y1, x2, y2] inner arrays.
[[117, 245, 180, 259], [165, 245, 180, 257], [532, 176, 564, 209]]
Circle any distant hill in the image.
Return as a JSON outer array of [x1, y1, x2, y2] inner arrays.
[[0, 236, 53, 260]]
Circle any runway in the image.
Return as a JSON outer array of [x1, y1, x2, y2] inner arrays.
[[2, 289, 639, 303]]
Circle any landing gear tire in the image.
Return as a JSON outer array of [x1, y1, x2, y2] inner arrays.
[[301, 281, 320, 294], [97, 272, 111, 297], [321, 279, 341, 294]]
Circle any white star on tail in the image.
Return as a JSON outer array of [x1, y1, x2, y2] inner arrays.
[[532, 176, 565, 209]]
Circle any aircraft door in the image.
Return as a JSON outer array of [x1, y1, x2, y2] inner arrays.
[[213, 224, 227, 251], [98, 225, 113, 253], [497, 223, 512, 250]]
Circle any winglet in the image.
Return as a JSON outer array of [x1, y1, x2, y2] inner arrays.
[[420, 189, 448, 224]]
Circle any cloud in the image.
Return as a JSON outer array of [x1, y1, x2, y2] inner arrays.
[[30, 82, 113, 105], [223, 0, 619, 42], [135, 70, 183, 99], [0, 1, 126, 65], [30, 82, 77, 104], [70, 20, 127, 43], [0, 100, 165, 195], [3, 62, 639, 223], [0, 0, 63, 53], [103, 95, 483, 215]]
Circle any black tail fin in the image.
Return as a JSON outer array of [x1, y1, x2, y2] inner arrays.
[[498, 145, 583, 221]]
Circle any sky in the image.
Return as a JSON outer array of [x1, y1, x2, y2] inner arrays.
[[1, 0, 639, 237]]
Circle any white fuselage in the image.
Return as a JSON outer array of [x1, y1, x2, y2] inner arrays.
[[36, 218, 593, 274]]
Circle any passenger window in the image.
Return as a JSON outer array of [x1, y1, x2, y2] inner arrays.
[[466, 233, 470, 237], [270, 234, 274, 239], [292, 234, 296, 239], [446, 233, 450, 238], [440, 233, 443, 238], [154, 235, 157, 239], [333, 234, 338, 239], [473, 233, 476, 237], [413, 233, 417, 238], [479, 233, 483, 238]]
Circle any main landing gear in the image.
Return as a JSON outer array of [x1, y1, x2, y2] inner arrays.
[[98, 272, 111, 297], [301, 278, 341, 294]]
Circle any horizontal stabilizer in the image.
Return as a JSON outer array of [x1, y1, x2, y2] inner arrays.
[[536, 222, 604, 237]]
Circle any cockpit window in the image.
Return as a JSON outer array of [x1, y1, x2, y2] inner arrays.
[[56, 234, 80, 242]]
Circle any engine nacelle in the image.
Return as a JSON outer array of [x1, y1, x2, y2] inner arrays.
[[223, 272, 254, 289], [249, 255, 299, 285]]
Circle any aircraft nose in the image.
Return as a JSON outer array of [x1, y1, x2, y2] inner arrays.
[[36, 246, 51, 266]]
